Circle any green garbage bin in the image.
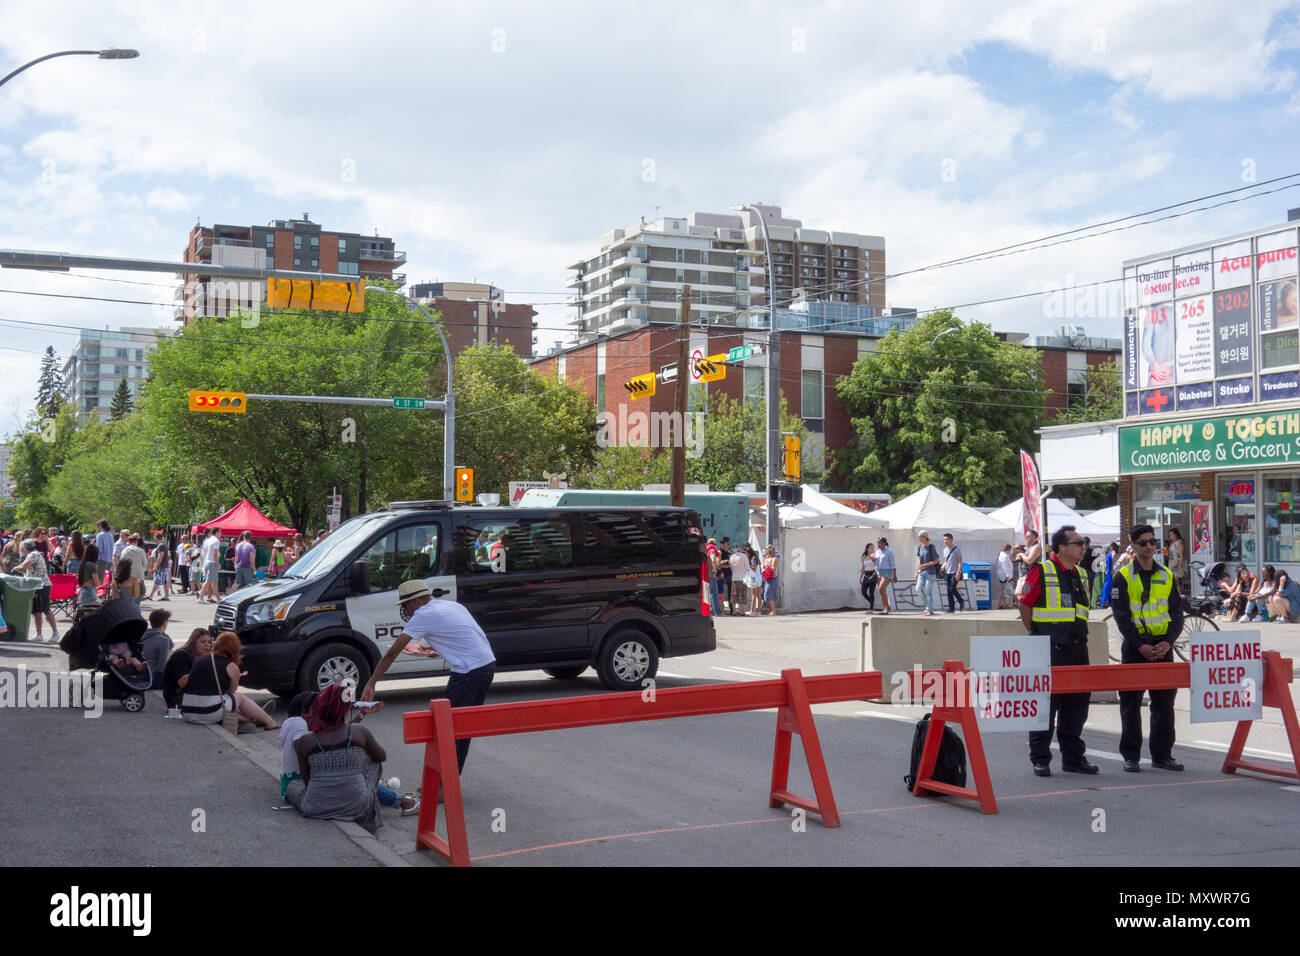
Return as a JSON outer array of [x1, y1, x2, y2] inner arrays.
[[0, 573, 44, 642]]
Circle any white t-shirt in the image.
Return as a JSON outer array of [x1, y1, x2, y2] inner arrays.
[[401, 599, 496, 674], [997, 552, 1014, 582], [862, 556, 876, 573], [278, 716, 311, 775], [201, 535, 222, 566]]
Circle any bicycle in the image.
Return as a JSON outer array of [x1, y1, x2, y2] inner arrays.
[[1104, 595, 1218, 663]]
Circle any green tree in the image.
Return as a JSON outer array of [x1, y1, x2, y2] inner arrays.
[[1052, 358, 1122, 425], [36, 346, 65, 419], [9, 405, 80, 527], [426, 344, 599, 500], [687, 391, 818, 491], [834, 310, 1047, 506], [110, 378, 133, 420], [1049, 358, 1121, 510], [45, 414, 161, 532], [142, 295, 446, 531], [573, 445, 673, 490]]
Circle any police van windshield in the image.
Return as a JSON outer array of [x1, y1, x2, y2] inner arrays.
[[283, 514, 393, 581]]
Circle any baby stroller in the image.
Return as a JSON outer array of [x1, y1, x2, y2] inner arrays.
[[1196, 561, 1227, 613], [59, 597, 151, 712]]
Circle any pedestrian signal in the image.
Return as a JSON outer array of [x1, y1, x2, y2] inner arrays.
[[694, 354, 726, 383], [266, 278, 365, 313], [188, 390, 247, 413], [783, 434, 801, 483], [455, 468, 474, 502], [624, 374, 656, 399]]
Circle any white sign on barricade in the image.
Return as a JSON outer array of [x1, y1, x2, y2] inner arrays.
[[970, 635, 1051, 732], [1189, 630, 1263, 723]]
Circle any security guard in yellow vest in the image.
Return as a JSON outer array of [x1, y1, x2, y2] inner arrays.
[[1019, 525, 1096, 777], [1111, 523, 1185, 773]]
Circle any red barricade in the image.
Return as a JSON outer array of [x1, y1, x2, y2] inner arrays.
[[402, 668, 883, 866], [907, 651, 1300, 813]]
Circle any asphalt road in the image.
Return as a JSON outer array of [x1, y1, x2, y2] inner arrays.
[[5, 596, 1300, 867]]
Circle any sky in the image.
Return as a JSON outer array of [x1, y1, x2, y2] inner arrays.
[[2, 0, 1300, 432]]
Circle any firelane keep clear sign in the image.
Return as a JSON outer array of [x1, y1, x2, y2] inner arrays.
[[1189, 630, 1263, 723], [970, 635, 1051, 732]]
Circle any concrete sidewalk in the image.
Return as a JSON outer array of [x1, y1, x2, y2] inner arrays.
[[0, 640, 380, 867]]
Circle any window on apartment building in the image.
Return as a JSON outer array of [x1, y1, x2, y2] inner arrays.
[[310, 237, 319, 250], [801, 369, 823, 426], [596, 374, 606, 413], [311, 259, 318, 268], [265, 233, 274, 247], [294, 258, 302, 268], [338, 238, 347, 254], [294, 236, 303, 251], [675, 248, 685, 262], [699, 291, 708, 305], [744, 365, 764, 408], [676, 269, 685, 285]]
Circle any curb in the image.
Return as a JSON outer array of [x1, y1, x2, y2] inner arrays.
[[185, 693, 412, 867]]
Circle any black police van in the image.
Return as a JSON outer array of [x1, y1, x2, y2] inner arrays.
[[217, 501, 716, 696]]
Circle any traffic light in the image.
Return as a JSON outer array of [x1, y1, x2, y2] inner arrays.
[[455, 467, 474, 502], [694, 354, 727, 383], [624, 373, 655, 399], [266, 278, 365, 313], [783, 434, 801, 483], [188, 390, 247, 413]]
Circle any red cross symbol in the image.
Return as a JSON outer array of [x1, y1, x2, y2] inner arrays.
[[1145, 390, 1170, 412]]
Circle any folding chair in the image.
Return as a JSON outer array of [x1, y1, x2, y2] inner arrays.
[[48, 573, 79, 622]]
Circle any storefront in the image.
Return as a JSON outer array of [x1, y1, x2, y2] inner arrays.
[[1038, 218, 1300, 591]]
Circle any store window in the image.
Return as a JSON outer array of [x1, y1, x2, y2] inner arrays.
[[1263, 475, 1300, 563], [1217, 475, 1257, 566]]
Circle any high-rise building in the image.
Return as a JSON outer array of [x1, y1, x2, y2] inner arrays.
[[410, 282, 536, 360], [177, 215, 405, 322], [566, 205, 885, 342], [0, 443, 15, 503], [61, 327, 172, 422]]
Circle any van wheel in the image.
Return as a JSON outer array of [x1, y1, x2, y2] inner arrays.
[[299, 642, 371, 695], [543, 666, 587, 680], [596, 630, 659, 691]]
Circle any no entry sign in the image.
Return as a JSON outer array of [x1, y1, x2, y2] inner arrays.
[[1189, 630, 1263, 723], [970, 635, 1051, 732]]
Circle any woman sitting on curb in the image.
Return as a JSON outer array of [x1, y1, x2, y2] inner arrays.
[[278, 690, 418, 816], [285, 683, 387, 832], [181, 630, 279, 730]]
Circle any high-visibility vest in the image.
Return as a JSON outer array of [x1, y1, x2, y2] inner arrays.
[[1031, 558, 1090, 631], [1117, 563, 1173, 637]]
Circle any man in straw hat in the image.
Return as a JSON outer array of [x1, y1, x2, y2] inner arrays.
[[360, 580, 496, 772]]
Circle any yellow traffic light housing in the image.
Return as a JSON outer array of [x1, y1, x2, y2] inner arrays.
[[695, 354, 727, 383], [783, 434, 801, 483], [624, 373, 656, 399], [188, 390, 248, 413], [266, 278, 365, 313], [455, 467, 474, 502]]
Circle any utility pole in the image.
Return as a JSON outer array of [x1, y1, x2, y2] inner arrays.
[[670, 285, 691, 508]]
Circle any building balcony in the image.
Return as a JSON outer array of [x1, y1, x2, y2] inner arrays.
[[359, 248, 408, 266], [193, 236, 253, 258], [360, 271, 406, 285]]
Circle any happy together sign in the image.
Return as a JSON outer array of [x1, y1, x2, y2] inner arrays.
[[1119, 409, 1300, 474]]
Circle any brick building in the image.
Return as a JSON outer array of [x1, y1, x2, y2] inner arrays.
[[411, 282, 535, 360]]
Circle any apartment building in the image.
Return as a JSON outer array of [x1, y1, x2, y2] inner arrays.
[[410, 282, 536, 360], [566, 204, 886, 342], [61, 327, 172, 422], [177, 215, 405, 322]]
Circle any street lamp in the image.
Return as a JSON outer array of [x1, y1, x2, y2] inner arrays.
[[931, 326, 959, 348], [0, 48, 139, 90], [734, 203, 781, 548]]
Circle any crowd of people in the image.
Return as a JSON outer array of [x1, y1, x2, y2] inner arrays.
[[0, 520, 331, 642], [704, 537, 778, 616]]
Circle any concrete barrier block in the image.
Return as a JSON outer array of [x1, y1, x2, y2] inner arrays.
[[859, 615, 1117, 704]]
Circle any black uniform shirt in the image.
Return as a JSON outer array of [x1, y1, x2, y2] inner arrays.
[[1111, 561, 1184, 654]]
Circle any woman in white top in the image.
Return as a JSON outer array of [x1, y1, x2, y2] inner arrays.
[[859, 543, 878, 612], [1014, 530, 1043, 599]]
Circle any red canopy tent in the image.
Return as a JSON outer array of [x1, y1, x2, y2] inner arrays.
[[192, 499, 297, 538]]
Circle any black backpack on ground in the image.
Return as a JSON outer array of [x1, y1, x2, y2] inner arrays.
[[904, 713, 967, 793]]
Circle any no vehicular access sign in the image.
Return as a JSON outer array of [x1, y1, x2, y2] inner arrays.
[[970, 635, 1051, 732]]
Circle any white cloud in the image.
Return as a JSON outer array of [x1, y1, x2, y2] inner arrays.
[[143, 187, 196, 213]]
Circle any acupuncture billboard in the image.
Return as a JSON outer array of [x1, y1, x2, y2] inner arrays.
[[1123, 225, 1299, 418]]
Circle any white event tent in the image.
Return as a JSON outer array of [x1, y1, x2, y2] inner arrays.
[[1083, 505, 1121, 538], [869, 485, 1012, 579], [753, 487, 887, 613], [989, 497, 1117, 543]]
